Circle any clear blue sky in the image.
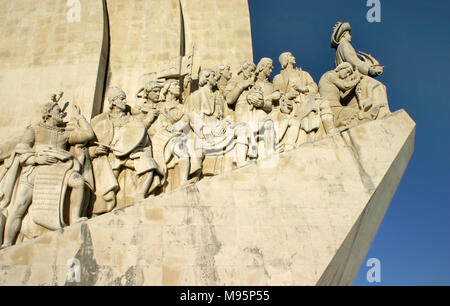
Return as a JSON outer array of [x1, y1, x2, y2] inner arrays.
[[248, 0, 450, 285]]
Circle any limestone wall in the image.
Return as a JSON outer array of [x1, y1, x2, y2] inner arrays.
[[0, 0, 108, 142], [180, 0, 253, 78]]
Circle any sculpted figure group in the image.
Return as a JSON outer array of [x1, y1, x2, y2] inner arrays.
[[0, 21, 391, 247]]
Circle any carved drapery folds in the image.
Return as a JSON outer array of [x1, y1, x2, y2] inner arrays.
[[0, 21, 391, 247]]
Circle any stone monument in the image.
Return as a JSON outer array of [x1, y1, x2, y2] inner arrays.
[[0, 1, 414, 286]]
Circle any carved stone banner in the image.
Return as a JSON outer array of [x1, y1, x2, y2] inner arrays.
[[31, 161, 72, 230]]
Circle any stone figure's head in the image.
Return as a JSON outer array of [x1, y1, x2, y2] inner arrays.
[[41, 102, 65, 126], [161, 79, 181, 100], [335, 62, 354, 80], [279, 52, 296, 69], [237, 60, 256, 80], [256, 57, 274, 79], [280, 96, 294, 115], [144, 81, 163, 103], [108, 87, 127, 111], [199, 69, 217, 88], [216, 64, 232, 81], [331, 21, 351, 48]]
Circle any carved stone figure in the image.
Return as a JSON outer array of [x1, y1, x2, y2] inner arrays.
[[216, 65, 232, 96], [225, 61, 260, 167], [273, 52, 318, 105], [319, 62, 363, 128], [273, 52, 324, 144], [215, 64, 233, 120], [271, 96, 301, 152], [331, 22, 391, 121], [332, 22, 383, 77], [90, 87, 161, 214], [255, 58, 281, 109], [148, 79, 192, 190], [185, 69, 240, 175], [1, 93, 94, 247]]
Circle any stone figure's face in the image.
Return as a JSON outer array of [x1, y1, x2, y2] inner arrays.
[[288, 53, 296, 66], [280, 98, 293, 114], [169, 83, 181, 97], [221, 66, 232, 80], [339, 67, 353, 80], [264, 62, 273, 77], [113, 95, 127, 111], [147, 87, 161, 103], [243, 65, 256, 80], [342, 31, 352, 42], [50, 105, 65, 126], [207, 71, 217, 87]]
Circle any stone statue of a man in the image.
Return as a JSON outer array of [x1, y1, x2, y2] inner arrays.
[[1, 94, 95, 247], [90, 87, 161, 214]]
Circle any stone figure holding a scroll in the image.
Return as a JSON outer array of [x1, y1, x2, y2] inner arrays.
[[1, 93, 94, 247]]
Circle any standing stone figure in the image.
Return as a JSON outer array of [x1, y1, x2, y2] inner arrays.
[[185, 69, 237, 175], [255, 58, 281, 110], [253, 58, 279, 159], [331, 21, 390, 120], [273, 52, 318, 105], [1, 93, 95, 247], [271, 96, 301, 152], [147, 79, 192, 190], [273, 52, 323, 144], [215, 64, 233, 120], [225, 61, 259, 167], [90, 87, 161, 214]]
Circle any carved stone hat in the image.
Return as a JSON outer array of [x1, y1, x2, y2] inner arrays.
[[331, 21, 351, 48], [107, 86, 126, 102]]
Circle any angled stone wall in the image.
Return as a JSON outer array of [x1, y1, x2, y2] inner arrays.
[[0, 110, 415, 285]]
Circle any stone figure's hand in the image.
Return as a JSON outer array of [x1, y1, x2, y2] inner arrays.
[[240, 79, 254, 90], [36, 155, 58, 165], [69, 104, 83, 122], [369, 65, 383, 76], [293, 84, 308, 93], [151, 108, 160, 118], [95, 145, 110, 156], [271, 91, 282, 101], [212, 124, 226, 137], [65, 122, 77, 132], [184, 75, 192, 88]]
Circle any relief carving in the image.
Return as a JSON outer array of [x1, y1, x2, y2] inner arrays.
[[0, 21, 392, 247]]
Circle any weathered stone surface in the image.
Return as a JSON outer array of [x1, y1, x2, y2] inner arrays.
[[105, 0, 182, 102], [180, 0, 253, 78], [0, 0, 108, 142], [104, 0, 253, 109], [0, 110, 415, 285]]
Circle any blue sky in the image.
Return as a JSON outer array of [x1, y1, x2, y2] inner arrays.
[[248, 0, 450, 285]]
